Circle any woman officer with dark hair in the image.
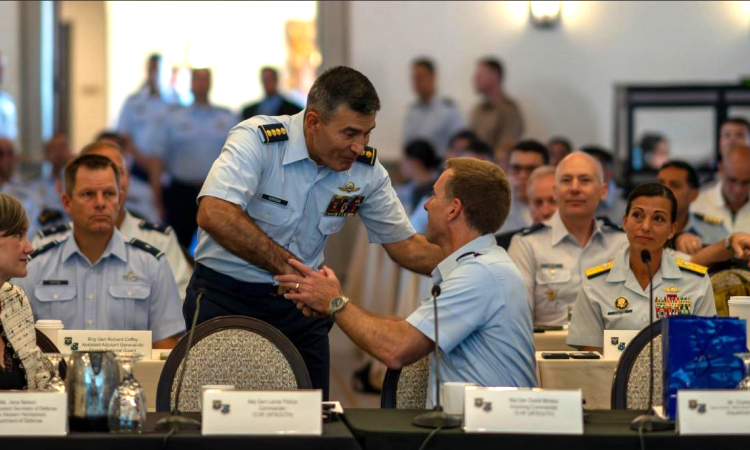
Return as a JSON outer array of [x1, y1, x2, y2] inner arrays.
[[566, 183, 716, 351]]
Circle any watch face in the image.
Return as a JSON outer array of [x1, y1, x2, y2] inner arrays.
[[331, 298, 343, 309]]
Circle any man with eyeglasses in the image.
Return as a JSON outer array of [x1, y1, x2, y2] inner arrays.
[[497, 140, 549, 233], [692, 144, 750, 233]]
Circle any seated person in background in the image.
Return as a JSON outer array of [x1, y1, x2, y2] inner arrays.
[[457, 138, 494, 162], [691, 144, 750, 234], [582, 145, 627, 224], [496, 165, 556, 249], [498, 140, 549, 233], [14, 155, 185, 348], [32, 141, 191, 300], [0, 138, 46, 237], [658, 160, 728, 255], [547, 137, 572, 167], [508, 152, 628, 326], [277, 158, 538, 406], [0, 193, 50, 390], [395, 139, 442, 215], [241, 66, 302, 120], [639, 133, 670, 172], [30, 134, 72, 217], [567, 183, 717, 352], [444, 130, 479, 160]]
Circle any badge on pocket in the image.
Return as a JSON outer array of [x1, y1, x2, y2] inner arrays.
[[324, 195, 364, 217]]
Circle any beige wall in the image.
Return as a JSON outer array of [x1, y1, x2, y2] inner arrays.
[[60, 1, 107, 153]]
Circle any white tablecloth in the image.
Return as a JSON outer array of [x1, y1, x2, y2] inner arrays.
[[133, 350, 169, 412], [534, 329, 576, 351], [535, 351, 618, 409]]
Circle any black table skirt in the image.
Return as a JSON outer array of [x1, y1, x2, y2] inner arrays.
[[0, 412, 360, 450], [343, 409, 750, 450]]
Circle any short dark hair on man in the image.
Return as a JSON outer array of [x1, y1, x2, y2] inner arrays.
[[412, 57, 435, 75], [721, 116, 750, 134], [660, 160, 700, 189], [465, 139, 494, 160], [480, 57, 504, 81], [147, 53, 161, 65], [510, 140, 550, 165], [581, 145, 614, 168], [639, 133, 666, 155], [445, 158, 511, 234], [306, 66, 381, 123], [548, 136, 573, 154], [447, 130, 478, 149], [404, 139, 442, 170], [625, 182, 677, 224], [64, 154, 121, 197], [260, 66, 278, 81]]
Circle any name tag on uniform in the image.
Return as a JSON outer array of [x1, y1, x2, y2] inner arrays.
[[42, 280, 68, 285], [324, 195, 364, 217], [261, 194, 289, 206]]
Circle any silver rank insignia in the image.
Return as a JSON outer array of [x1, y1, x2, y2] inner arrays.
[[122, 271, 138, 282], [338, 181, 361, 193]]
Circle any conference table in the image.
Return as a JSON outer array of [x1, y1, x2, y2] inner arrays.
[[132, 350, 169, 412], [535, 352, 619, 410]]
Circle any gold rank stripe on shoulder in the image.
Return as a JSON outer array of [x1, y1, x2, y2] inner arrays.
[[585, 260, 614, 279], [258, 123, 289, 144], [701, 215, 723, 225], [356, 146, 377, 166], [675, 258, 708, 275]]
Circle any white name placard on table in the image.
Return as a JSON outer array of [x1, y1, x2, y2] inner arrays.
[[202, 390, 322, 435], [0, 392, 67, 436], [57, 330, 152, 358], [677, 390, 750, 435], [602, 330, 640, 360], [464, 387, 583, 434]]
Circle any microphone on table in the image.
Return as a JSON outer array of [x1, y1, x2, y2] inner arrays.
[[630, 250, 674, 431], [413, 285, 461, 429], [155, 290, 204, 432]]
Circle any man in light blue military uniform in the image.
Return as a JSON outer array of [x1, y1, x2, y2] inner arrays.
[[15, 154, 185, 348], [403, 58, 464, 155], [0, 50, 17, 140], [658, 160, 729, 255], [508, 152, 628, 326], [189, 66, 443, 398], [276, 158, 537, 407], [147, 68, 238, 247]]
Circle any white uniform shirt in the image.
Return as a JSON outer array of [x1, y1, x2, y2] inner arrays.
[[567, 245, 717, 348], [692, 182, 750, 233], [508, 211, 628, 326]]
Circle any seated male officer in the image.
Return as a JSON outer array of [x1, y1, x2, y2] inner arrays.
[[508, 152, 628, 326], [276, 158, 538, 406], [14, 154, 185, 348]]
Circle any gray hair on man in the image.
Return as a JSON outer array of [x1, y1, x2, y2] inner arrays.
[[526, 165, 556, 198]]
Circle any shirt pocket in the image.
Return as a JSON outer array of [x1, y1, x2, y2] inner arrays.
[[317, 216, 346, 236], [247, 197, 291, 226], [535, 267, 571, 286], [34, 285, 77, 326], [109, 284, 151, 330]]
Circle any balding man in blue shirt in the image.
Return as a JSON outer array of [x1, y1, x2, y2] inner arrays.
[[278, 158, 538, 406]]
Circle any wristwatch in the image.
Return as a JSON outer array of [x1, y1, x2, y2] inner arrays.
[[726, 234, 733, 251], [328, 296, 350, 317]]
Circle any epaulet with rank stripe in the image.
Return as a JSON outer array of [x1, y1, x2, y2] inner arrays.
[[596, 216, 624, 232], [127, 238, 164, 260], [693, 212, 723, 226], [258, 123, 289, 143], [675, 258, 707, 275], [37, 208, 64, 226], [138, 220, 172, 235], [520, 223, 545, 236], [356, 146, 377, 166], [28, 240, 61, 261], [585, 260, 614, 279], [37, 222, 71, 239]]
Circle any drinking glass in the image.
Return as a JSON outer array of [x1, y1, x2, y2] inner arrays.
[[107, 353, 147, 433], [44, 353, 65, 393], [735, 352, 750, 390]]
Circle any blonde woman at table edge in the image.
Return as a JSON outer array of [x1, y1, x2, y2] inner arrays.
[[0, 193, 51, 390], [567, 183, 750, 352]]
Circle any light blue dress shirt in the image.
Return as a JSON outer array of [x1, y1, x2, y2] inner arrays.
[[406, 234, 538, 408], [117, 87, 172, 155], [14, 229, 185, 342], [0, 90, 17, 140], [567, 245, 716, 348], [148, 104, 238, 184], [404, 95, 464, 155], [196, 110, 416, 284], [683, 212, 729, 245]]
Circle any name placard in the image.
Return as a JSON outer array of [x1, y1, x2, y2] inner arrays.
[[464, 387, 583, 434], [57, 330, 152, 358], [202, 390, 322, 435], [602, 330, 640, 360], [678, 390, 750, 434], [0, 392, 67, 435]]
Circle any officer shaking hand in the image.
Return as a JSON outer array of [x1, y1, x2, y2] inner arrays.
[[186, 66, 443, 399]]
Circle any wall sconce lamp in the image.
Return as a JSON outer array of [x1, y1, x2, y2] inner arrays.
[[530, 1, 561, 28]]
